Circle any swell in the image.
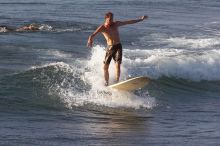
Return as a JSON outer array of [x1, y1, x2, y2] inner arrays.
[[148, 76, 220, 99], [0, 61, 219, 111], [0, 62, 156, 110], [0, 62, 85, 110]]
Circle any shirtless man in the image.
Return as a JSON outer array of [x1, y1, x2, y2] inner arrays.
[[87, 12, 148, 86], [16, 23, 39, 31], [0, 23, 39, 32]]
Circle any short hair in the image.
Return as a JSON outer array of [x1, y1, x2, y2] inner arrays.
[[105, 12, 113, 19]]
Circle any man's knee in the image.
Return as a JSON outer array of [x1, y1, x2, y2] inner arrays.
[[103, 64, 109, 71]]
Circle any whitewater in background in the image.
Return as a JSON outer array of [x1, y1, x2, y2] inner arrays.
[[0, 0, 220, 145]]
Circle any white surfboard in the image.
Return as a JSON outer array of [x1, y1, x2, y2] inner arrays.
[[108, 76, 150, 91]]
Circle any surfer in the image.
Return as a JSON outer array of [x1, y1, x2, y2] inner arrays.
[[16, 23, 39, 31], [87, 12, 148, 86], [0, 23, 39, 32]]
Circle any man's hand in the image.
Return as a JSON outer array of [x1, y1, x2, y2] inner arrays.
[[140, 15, 148, 21], [87, 37, 93, 48]]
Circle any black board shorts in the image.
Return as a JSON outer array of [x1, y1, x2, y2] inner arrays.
[[103, 43, 122, 64]]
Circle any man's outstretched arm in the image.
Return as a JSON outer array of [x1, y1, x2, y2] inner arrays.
[[116, 16, 148, 27], [87, 25, 104, 47]]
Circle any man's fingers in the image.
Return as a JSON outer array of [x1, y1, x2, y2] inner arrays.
[[87, 43, 92, 48], [141, 15, 148, 20]]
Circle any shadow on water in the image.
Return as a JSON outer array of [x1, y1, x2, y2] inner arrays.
[[63, 108, 154, 145]]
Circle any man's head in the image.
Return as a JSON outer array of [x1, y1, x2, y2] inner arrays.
[[105, 12, 113, 19], [105, 12, 113, 22], [104, 12, 114, 28]]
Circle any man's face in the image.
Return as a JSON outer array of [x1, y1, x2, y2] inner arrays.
[[106, 16, 113, 25]]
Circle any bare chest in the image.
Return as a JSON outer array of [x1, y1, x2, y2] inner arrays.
[[102, 26, 119, 37]]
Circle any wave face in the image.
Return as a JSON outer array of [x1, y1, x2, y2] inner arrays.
[[0, 59, 156, 110], [1, 44, 220, 111]]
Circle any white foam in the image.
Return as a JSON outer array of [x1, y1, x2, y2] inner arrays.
[[39, 24, 53, 31], [47, 50, 72, 58], [30, 49, 156, 110], [128, 32, 220, 80], [166, 37, 220, 49], [85, 45, 128, 88], [52, 44, 220, 109], [30, 43, 220, 110], [30, 61, 72, 71], [139, 33, 220, 49], [123, 48, 220, 81], [60, 88, 156, 110], [80, 45, 155, 109], [35, 49, 73, 60]]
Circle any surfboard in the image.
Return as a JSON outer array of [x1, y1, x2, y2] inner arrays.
[[108, 76, 150, 91]]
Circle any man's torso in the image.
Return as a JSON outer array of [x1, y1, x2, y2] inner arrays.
[[101, 23, 121, 46]]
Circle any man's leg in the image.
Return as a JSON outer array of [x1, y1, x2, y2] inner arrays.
[[115, 62, 120, 82], [103, 64, 109, 85], [114, 44, 122, 83]]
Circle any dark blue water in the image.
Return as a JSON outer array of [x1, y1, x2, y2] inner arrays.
[[1, 0, 220, 145]]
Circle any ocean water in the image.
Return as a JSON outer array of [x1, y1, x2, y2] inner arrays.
[[0, 0, 220, 145]]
